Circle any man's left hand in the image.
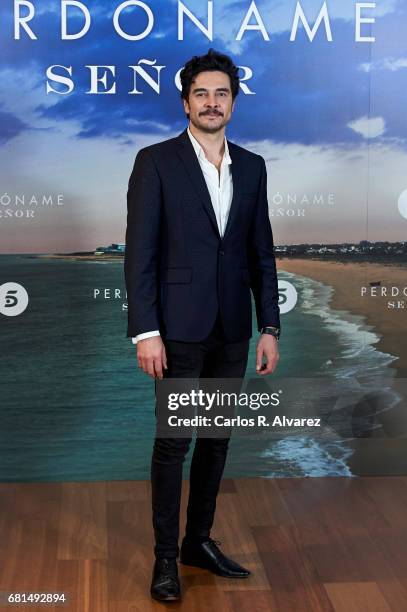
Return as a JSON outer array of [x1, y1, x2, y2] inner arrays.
[[256, 334, 279, 375]]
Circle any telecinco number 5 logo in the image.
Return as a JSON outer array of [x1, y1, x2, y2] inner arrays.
[[0, 282, 29, 316], [278, 280, 297, 314]]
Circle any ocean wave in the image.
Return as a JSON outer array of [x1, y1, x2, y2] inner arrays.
[[269, 270, 404, 476], [280, 270, 399, 386], [261, 436, 355, 477]]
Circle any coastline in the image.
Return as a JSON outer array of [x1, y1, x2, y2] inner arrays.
[[35, 254, 123, 261], [277, 258, 407, 378], [32, 254, 406, 376]]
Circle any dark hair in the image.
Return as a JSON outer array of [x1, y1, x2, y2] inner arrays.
[[180, 48, 240, 107]]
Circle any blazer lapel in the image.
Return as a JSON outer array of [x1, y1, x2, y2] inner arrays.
[[176, 128, 220, 240], [176, 128, 244, 242], [223, 140, 243, 241]]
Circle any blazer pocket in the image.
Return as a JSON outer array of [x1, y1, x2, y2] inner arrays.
[[160, 267, 192, 284]]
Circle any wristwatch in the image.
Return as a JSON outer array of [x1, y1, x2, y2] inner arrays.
[[260, 326, 280, 341]]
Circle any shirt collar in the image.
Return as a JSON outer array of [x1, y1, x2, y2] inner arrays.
[[187, 125, 232, 165]]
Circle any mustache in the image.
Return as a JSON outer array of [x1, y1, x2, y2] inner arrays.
[[201, 110, 223, 116]]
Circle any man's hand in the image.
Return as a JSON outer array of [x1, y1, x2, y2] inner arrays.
[[137, 336, 168, 379], [256, 334, 279, 375]]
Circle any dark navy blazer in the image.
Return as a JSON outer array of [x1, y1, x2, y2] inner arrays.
[[124, 127, 280, 342]]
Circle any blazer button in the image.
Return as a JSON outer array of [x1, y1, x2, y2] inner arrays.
[[219, 250, 225, 256]]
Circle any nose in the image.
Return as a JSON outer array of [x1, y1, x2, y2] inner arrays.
[[205, 94, 219, 109]]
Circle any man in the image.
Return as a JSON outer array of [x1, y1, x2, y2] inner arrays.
[[124, 48, 280, 602]]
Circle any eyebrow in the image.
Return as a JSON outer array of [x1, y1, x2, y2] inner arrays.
[[192, 87, 230, 94]]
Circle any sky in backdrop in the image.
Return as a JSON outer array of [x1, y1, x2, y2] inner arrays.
[[0, 0, 406, 252]]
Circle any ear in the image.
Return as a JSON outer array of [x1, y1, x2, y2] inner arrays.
[[182, 97, 190, 116]]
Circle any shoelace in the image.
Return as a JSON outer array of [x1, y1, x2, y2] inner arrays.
[[155, 559, 179, 588], [159, 559, 178, 576], [205, 538, 222, 548]]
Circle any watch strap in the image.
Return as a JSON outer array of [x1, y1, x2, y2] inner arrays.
[[260, 326, 280, 341]]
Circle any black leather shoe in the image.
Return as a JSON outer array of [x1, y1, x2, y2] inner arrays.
[[180, 537, 251, 578], [150, 558, 181, 601]]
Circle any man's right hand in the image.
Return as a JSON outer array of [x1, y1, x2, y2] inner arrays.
[[136, 336, 168, 379]]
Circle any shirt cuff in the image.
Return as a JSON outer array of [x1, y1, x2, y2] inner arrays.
[[132, 330, 160, 344]]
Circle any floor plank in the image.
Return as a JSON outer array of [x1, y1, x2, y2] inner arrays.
[[0, 477, 406, 611]]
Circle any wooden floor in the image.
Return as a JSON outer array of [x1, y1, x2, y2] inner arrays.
[[1, 476, 407, 611]]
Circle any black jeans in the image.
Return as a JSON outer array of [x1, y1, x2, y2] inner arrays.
[[151, 312, 250, 559]]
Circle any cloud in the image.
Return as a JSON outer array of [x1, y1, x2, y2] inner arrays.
[[205, 0, 400, 54], [0, 0, 406, 149], [30, 18, 377, 148], [347, 116, 386, 138], [242, 136, 407, 244], [0, 108, 29, 144], [2, 127, 406, 251], [359, 57, 407, 72]]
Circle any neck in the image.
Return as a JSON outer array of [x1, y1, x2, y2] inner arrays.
[[188, 122, 225, 159]]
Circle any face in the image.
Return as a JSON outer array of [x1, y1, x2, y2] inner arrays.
[[183, 70, 236, 134]]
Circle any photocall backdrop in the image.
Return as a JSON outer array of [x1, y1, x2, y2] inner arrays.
[[0, 0, 406, 482]]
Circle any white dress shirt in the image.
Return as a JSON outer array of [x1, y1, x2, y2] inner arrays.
[[131, 125, 233, 344]]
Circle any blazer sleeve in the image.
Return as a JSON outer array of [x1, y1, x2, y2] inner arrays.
[[247, 156, 281, 331], [124, 148, 162, 337]]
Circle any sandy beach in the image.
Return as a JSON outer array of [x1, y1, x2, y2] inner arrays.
[[277, 259, 407, 378]]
